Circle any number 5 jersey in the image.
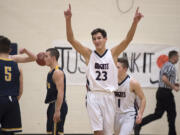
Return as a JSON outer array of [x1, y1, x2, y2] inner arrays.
[[0, 58, 20, 96]]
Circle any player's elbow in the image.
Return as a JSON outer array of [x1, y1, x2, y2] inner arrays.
[[67, 36, 74, 44], [32, 55, 37, 61], [58, 89, 64, 98]]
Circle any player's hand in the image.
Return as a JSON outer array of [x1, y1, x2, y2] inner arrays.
[[136, 112, 142, 124], [133, 7, 144, 23], [64, 4, 72, 19], [53, 111, 61, 123], [19, 48, 27, 54]]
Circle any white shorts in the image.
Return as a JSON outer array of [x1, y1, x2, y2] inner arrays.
[[114, 112, 136, 135], [86, 91, 116, 135]]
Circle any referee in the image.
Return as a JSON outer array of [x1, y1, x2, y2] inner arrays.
[[134, 50, 179, 135]]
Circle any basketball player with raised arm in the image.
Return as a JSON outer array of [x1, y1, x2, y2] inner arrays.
[[0, 36, 23, 135], [44, 48, 68, 135], [0, 36, 37, 63], [64, 4, 143, 135], [114, 58, 146, 135]]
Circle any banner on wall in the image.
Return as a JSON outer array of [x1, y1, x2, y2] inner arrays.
[[53, 41, 179, 88]]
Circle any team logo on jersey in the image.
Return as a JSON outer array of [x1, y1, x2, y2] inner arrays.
[[94, 63, 109, 70], [114, 91, 126, 97]]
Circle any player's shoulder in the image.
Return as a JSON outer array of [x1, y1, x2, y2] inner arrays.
[[9, 55, 17, 61], [130, 78, 140, 87], [0, 57, 17, 66], [54, 68, 64, 76], [52, 68, 64, 82]]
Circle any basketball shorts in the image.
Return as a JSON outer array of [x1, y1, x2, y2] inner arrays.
[[86, 91, 116, 135], [114, 112, 136, 135], [47, 101, 68, 135], [0, 96, 22, 132]]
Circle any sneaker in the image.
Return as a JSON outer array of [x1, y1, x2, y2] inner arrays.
[[134, 124, 141, 135]]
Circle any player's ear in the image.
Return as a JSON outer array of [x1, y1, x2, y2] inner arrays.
[[53, 56, 56, 61]]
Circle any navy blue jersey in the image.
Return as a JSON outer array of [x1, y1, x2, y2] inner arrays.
[[0, 57, 20, 96], [45, 66, 66, 104]]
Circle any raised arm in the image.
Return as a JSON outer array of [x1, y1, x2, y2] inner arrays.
[[52, 69, 64, 123], [11, 48, 37, 63], [130, 79, 146, 124], [111, 7, 143, 61], [64, 4, 91, 64]]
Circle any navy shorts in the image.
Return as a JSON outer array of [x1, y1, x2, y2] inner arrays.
[[0, 96, 22, 132], [47, 101, 68, 134]]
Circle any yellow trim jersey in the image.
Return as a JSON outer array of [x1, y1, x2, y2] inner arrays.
[[0, 57, 20, 96], [45, 66, 66, 104]]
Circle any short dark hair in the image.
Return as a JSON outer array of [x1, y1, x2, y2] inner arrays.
[[91, 28, 107, 38], [0, 36, 11, 53], [46, 48, 59, 61], [117, 57, 129, 69], [168, 50, 178, 58]]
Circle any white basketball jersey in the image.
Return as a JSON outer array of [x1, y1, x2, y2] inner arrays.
[[86, 49, 118, 92], [115, 75, 136, 114]]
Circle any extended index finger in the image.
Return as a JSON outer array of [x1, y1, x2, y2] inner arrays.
[[69, 4, 71, 10], [136, 7, 139, 14]]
